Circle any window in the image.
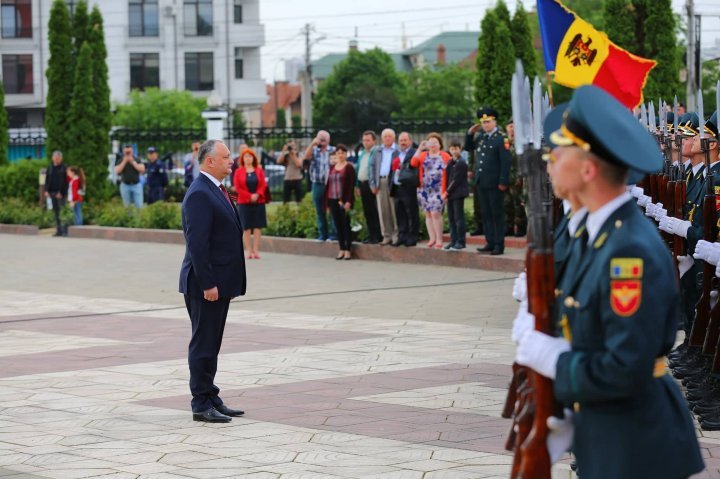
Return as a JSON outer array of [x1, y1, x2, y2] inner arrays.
[[233, 0, 241, 23], [185, 52, 213, 91], [2, 54, 33, 93], [129, 0, 159, 37], [130, 53, 159, 91], [65, 0, 76, 17], [234, 48, 243, 79], [1, 0, 32, 38], [184, 0, 212, 36]]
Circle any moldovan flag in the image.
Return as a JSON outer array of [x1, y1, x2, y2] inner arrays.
[[537, 0, 656, 109]]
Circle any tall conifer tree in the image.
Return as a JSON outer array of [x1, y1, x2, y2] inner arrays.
[[489, 19, 515, 120], [72, 0, 89, 59], [475, 10, 499, 105], [511, 2, 537, 82], [45, 0, 74, 157]]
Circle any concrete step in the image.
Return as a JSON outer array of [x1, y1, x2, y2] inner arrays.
[[442, 233, 527, 249]]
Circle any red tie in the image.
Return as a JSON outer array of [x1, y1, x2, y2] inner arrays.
[[219, 184, 233, 206]]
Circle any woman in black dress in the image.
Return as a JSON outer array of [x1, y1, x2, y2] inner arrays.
[[233, 148, 268, 259]]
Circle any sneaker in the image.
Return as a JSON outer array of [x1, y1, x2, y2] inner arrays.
[[315, 237, 326, 242], [450, 244, 466, 251], [443, 243, 453, 250]]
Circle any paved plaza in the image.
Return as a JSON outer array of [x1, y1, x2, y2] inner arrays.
[[0, 234, 718, 479]]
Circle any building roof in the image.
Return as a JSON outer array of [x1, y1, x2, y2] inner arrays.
[[403, 31, 479, 65], [311, 31, 478, 82]]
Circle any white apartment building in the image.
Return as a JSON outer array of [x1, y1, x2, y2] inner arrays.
[[0, 0, 267, 128]]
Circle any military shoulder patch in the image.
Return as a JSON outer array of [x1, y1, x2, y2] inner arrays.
[[715, 185, 720, 211], [610, 258, 643, 279], [610, 280, 642, 317], [504, 138, 510, 150]]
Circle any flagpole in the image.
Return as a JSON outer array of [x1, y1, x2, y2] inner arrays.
[[546, 71, 555, 107]]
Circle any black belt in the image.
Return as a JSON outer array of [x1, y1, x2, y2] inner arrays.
[[123, 181, 139, 185]]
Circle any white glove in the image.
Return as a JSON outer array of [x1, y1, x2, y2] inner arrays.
[[715, 262, 720, 279], [512, 272, 528, 302], [678, 255, 695, 278], [547, 408, 575, 464], [652, 203, 667, 222], [637, 195, 651, 207], [630, 186, 644, 198], [644, 202, 657, 217], [515, 330, 571, 380], [512, 302, 534, 343], [694, 241, 720, 266], [659, 217, 691, 238]]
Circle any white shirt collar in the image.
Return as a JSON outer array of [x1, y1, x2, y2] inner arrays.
[[562, 199, 572, 215], [586, 192, 632, 244], [200, 170, 222, 187], [692, 162, 704, 176], [382, 143, 396, 151], [568, 207, 588, 237], [672, 160, 678, 167]]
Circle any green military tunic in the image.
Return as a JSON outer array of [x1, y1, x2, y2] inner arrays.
[[554, 196, 704, 479]]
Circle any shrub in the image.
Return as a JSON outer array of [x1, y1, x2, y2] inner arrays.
[[0, 197, 54, 227], [0, 160, 45, 204], [132, 202, 182, 230], [93, 200, 136, 227]]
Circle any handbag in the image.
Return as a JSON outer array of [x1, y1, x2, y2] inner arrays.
[[397, 159, 419, 188]]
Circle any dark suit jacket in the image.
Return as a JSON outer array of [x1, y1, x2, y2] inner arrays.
[[391, 148, 418, 197], [179, 173, 247, 299], [444, 158, 469, 200]]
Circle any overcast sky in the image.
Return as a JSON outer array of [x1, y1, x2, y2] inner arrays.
[[258, 0, 720, 83]]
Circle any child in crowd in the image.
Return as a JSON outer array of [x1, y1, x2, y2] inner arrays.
[[442, 140, 468, 250], [67, 166, 86, 226]]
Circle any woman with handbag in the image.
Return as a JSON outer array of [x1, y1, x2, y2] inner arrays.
[[233, 148, 267, 259]]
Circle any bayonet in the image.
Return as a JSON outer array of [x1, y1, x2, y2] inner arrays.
[[532, 77, 542, 150], [648, 101, 657, 134], [699, 90, 705, 139]]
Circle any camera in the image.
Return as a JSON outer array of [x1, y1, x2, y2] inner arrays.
[[287, 145, 293, 151]]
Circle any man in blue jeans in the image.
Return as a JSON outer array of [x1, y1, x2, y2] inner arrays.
[[303, 130, 337, 241], [115, 144, 146, 208]]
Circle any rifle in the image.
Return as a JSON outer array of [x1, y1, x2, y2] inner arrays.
[[506, 65, 555, 479], [673, 132, 686, 261], [689, 92, 717, 348]]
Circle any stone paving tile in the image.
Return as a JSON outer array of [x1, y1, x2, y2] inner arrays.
[[0, 290, 716, 479]]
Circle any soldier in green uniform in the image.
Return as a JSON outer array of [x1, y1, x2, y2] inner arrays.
[[515, 85, 704, 478], [503, 120, 528, 237], [463, 107, 512, 255]]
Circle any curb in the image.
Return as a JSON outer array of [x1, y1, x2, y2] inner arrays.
[[61, 225, 524, 272], [0, 224, 39, 235]]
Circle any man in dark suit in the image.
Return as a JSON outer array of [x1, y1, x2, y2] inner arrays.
[[179, 139, 247, 423], [391, 132, 419, 246]]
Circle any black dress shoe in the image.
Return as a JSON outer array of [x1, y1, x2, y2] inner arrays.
[[390, 241, 404, 247], [193, 408, 232, 423], [476, 244, 493, 253], [490, 249, 504, 256], [405, 242, 417, 247], [215, 404, 245, 417], [701, 418, 720, 431]]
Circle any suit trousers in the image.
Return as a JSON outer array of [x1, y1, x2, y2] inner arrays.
[[329, 200, 353, 251], [472, 183, 484, 233], [478, 187, 505, 251], [359, 180, 382, 242], [376, 178, 398, 243], [447, 197, 467, 247], [50, 196, 66, 234], [185, 294, 230, 412], [393, 187, 419, 245]]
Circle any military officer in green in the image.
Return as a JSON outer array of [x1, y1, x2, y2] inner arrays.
[[515, 85, 704, 479], [463, 107, 512, 255], [503, 119, 528, 237]]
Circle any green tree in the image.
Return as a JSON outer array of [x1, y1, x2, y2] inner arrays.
[[0, 79, 7, 166], [72, 0, 89, 59], [642, 0, 680, 101], [476, 10, 499, 106], [275, 108, 287, 128], [66, 43, 101, 198], [114, 89, 207, 129], [398, 64, 474, 118], [313, 48, 402, 143], [45, 0, 74, 157], [702, 60, 720, 111], [564, 0, 604, 28], [488, 19, 515, 121], [89, 6, 110, 134], [512, 2, 537, 81], [494, 0, 512, 29], [603, 0, 636, 50]]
